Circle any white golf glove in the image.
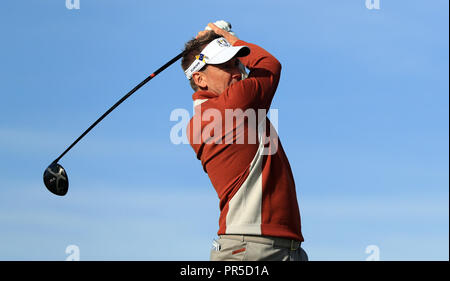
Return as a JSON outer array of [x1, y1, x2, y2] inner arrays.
[[204, 20, 236, 36]]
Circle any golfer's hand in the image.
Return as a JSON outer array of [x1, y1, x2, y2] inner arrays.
[[196, 23, 239, 45]]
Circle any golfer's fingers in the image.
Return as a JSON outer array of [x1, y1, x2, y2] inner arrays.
[[195, 30, 210, 39], [207, 23, 226, 35], [207, 22, 239, 45]]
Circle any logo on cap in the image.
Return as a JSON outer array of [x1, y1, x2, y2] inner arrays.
[[196, 54, 206, 62], [217, 38, 231, 47]]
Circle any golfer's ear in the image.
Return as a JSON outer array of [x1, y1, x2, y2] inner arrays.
[[192, 72, 207, 89]]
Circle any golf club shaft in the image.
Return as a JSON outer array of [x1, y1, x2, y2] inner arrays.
[[53, 51, 185, 164]]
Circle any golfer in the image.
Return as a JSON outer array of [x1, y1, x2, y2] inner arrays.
[[182, 22, 307, 261]]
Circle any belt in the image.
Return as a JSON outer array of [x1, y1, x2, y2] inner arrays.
[[220, 234, 301, 251]]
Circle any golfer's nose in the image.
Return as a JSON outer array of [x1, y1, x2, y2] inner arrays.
[[232, 72, 241, 81], [231, 66, 242, 80]]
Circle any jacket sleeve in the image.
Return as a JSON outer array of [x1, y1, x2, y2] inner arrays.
[[214, 40, 282, 111]]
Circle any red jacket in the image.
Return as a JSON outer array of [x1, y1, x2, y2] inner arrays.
[[187, 40, 303, 241]]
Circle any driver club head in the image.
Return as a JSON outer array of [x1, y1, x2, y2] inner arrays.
[[43, 162, 69, 196]]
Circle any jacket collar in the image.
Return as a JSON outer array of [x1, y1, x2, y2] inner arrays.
[[192, 90, 219, 101]]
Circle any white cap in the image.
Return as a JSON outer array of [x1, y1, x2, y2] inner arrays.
[[184, 37, 250, 79]]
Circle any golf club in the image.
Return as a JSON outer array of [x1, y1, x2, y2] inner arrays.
[[43, 51, 185, 196]]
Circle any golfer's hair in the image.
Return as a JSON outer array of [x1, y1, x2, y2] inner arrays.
[[181, 32, 222, 91]]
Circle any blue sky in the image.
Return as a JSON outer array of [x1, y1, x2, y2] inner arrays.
[[0, 0, 448, 260]]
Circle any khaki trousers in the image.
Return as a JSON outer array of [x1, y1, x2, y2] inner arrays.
[[210, 235, 308, 261]]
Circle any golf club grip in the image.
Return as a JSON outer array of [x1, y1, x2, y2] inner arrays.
[[53, 51, 185, 163]]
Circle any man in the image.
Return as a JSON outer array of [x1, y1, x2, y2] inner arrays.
[[182, 22, 307, 261]]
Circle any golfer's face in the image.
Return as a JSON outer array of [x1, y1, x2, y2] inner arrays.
[[204, 58, 242, 95]]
